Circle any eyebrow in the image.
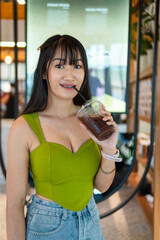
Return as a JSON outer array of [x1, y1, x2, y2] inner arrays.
[[52, 58, 83, 61]]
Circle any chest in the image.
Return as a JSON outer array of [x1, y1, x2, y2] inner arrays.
[[30, 115, 89, 154]]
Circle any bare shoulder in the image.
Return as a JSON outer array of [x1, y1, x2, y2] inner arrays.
[[9, 115, 29, 134], [8, 116, 31, 150]]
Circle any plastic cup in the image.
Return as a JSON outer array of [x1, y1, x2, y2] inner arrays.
[[77, 99, 115, 141]]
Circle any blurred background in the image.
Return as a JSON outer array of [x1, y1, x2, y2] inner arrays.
[[0, 0, 160, 239]]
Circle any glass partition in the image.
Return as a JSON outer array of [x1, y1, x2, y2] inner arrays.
[[27, 0, 130, 113]]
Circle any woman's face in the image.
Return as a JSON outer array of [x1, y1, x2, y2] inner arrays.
[[46, 50, 85, 100]]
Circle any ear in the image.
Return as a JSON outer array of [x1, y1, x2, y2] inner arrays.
[[43, 74, 47, 80]]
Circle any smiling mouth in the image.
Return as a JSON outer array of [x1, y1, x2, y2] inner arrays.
[[60, 84, 76, 89]]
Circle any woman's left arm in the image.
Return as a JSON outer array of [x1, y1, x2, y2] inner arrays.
[[93, 147, 116, 193]]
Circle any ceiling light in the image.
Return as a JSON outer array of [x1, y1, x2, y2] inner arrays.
[[47, 3, 70, 8], [5, 56, 12, 64], [17, 0, 26, 4], [17, 42, 26, 47], [0, 41, 26, 48], [0, 41, 15, 47], [85, 8, 108, 13]]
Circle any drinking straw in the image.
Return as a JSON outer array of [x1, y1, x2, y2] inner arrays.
[[72, 86, 87, 102]]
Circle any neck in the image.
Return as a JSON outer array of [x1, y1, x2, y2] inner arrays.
[[44, 96, 78, 118]]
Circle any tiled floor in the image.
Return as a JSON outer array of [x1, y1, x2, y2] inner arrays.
[[97, 186, 153, 240], [0, 183, 152, 240]]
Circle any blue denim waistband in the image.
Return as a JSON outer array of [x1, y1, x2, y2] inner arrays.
[[26, 194, 96, 217]]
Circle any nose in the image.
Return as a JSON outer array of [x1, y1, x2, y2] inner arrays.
[[63, 66, 74, 80]]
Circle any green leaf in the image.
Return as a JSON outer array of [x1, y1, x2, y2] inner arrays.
[[140, 47, 147, 55], [145, 31, 154, 39], [131, 51, 136, 60], [132, 22, 138, 31], [144, 38, 153, 49], [142, 13, 149, 19], [151, 4, 155, 15], [144, 18, 153, 24], [131, 8, 138, 14]]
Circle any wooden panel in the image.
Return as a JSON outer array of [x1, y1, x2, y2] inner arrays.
[[129, 172, 153, 230], [130, 66, 153, 83], [127, 110, 135, 132], [138, 115, 151, 123], [0, 48, 25, 62], [0, 2, 25, 19], [153, 42, 160, 240]]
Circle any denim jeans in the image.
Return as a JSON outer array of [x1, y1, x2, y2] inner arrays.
[[26, 194, 104, 240]]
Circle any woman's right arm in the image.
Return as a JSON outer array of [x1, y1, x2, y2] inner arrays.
[[6, 117, 30, 240]]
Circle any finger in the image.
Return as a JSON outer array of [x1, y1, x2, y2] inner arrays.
[[106, 121, 118, 129], [106, 121, 115, 125], [101, 104, 106, 110], [101, 109, 111, 116], [102, 115, 113, 121]]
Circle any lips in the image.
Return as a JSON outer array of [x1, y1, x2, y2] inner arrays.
[[60, 84, 76, 89]]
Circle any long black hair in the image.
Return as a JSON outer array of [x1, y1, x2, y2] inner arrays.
[[21, 34, 91, 115]]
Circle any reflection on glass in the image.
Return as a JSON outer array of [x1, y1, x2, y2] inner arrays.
[[27, 0, 129, 113]]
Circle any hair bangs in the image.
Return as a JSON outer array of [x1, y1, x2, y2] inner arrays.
[[56, 40, 81, 65]]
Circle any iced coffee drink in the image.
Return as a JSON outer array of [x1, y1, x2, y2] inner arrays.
[[77, 100, 115, 141]]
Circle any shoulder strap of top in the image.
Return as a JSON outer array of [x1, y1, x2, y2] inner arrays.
[[21, 112, 45, 144]]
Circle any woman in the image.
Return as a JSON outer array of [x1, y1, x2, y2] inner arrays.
[[6, 34, 119, 240]]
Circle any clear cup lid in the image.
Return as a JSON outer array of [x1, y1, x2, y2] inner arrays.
[[77, 99, 102, 116]]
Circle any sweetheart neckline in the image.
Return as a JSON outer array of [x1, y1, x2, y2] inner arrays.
[[30, 139, 93, 156]]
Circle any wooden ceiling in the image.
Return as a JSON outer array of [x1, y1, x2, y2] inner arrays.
[[0, 2, 25, 19], [0, 2, 25, 62]]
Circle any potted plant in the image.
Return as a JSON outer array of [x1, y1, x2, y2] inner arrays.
[[131, 0, 155, 71], [142, 1, 155, 67]]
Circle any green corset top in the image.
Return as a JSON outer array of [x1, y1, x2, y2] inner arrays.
[[22, 112, 101, 211]]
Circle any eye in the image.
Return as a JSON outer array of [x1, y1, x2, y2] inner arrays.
[[56, 64, 63, 69], [74, 65, 82, 69]]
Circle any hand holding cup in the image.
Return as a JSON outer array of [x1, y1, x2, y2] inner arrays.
[[77, 100, 119, 150]]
